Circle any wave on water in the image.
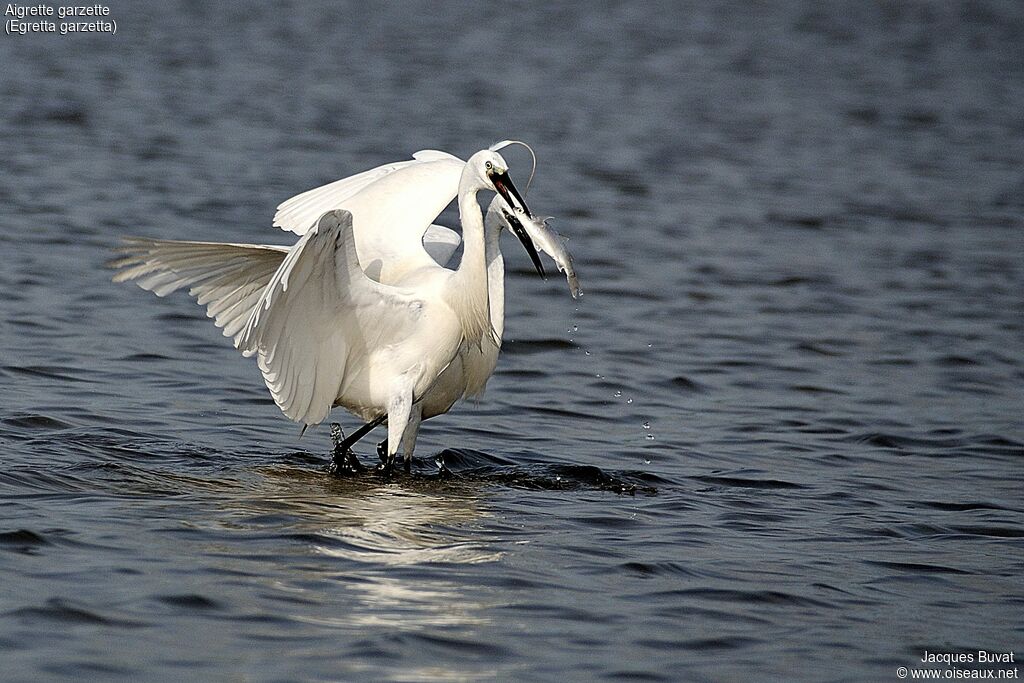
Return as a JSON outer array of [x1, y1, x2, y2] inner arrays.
[[323, 448, 663, 495], [0, 419, 661, 501]]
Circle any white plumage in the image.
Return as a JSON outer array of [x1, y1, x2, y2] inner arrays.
[[113, 146, 571, 469]]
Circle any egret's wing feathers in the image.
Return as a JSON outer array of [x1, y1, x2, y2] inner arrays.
[[410, 150, 463, 163], [272, 151, 464, 236], [273, 160, 420, 235], [111, 239, 288, 346], [273, 151, 466, 280], [240, 210, 424, 426], [422, 224, 462, 267]]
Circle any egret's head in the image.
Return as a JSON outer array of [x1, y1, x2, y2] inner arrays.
[[467, 151, 529, 215], [470, 150, 544, 277]]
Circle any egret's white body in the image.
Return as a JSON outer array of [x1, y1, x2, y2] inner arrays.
[[113, 146, 572, 467], [415, 202, 508, 426]]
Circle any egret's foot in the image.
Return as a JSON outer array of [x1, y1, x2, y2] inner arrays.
[[329, 423, 365, 476], [339, 449, 366, 475], [404, 456, 412, 475], [374, 439, 396, 478], [435, 453, 453, 478], [376, 452, 398, 479], [330, 455, 365, 476]]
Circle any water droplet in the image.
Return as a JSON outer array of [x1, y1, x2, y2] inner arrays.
[[595, 374, 603, 379], [642, 421, 651, 430], [647, 343, 653, 348], [644, 458, 651, 465], [613, 390, 622, 398], [626, 398, 633, 404], [584, 350, 591, 356], [645, 434, 655, 440], [572, 325, 579, 332]]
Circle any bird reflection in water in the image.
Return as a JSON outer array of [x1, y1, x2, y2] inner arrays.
[[216, 463, 505, 635]]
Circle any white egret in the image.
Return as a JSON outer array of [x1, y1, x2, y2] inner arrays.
[[113, 146, 576, 473], [273, 146, 580, 466], [271, 147, 579, 462]]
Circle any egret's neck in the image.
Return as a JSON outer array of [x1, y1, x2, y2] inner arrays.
[[449, 184, 494, 346], [484, 216, 505, 344]]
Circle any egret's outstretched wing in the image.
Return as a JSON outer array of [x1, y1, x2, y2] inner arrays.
[[111, 239, 288, 347], [422, 224, 461, 267], [275, 161, 416, 234], [273, 150, 466, 280], [240, 210, 425, 426]]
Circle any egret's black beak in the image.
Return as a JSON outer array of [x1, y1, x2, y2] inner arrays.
[[490, 169, 532, 219], [491, 169, 545, 278], [502, 209, 546, 278]]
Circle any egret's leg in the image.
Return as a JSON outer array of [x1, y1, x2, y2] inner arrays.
[[380, 388, 413, 476], [399, 407, 422, 474], [376, 439, 388, 466], [337, 414, 387, 453], [329, 423, 365, 475]]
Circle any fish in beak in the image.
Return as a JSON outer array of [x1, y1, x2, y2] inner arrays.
[[502, 208, 581, 299], [488, 167, 545, 277]]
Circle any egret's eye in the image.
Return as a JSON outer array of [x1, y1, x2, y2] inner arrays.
[[485, 161, 493, 171]]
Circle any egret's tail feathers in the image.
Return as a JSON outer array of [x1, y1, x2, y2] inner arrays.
[[110, 238, 289, 348]]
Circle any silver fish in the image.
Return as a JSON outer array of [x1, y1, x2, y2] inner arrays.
[[505, 207, 581, 299]]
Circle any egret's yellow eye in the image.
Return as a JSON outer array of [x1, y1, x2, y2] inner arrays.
[[485, 161, 493, 171]]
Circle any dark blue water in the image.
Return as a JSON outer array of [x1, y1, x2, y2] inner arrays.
[[2, 2, 1023, 681]]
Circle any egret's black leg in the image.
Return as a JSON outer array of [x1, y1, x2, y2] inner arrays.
[[338, 414, 387, 452], [329, 423, 364, 475], [375, 438, 406, 478], [377, 446, 400, 478]]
